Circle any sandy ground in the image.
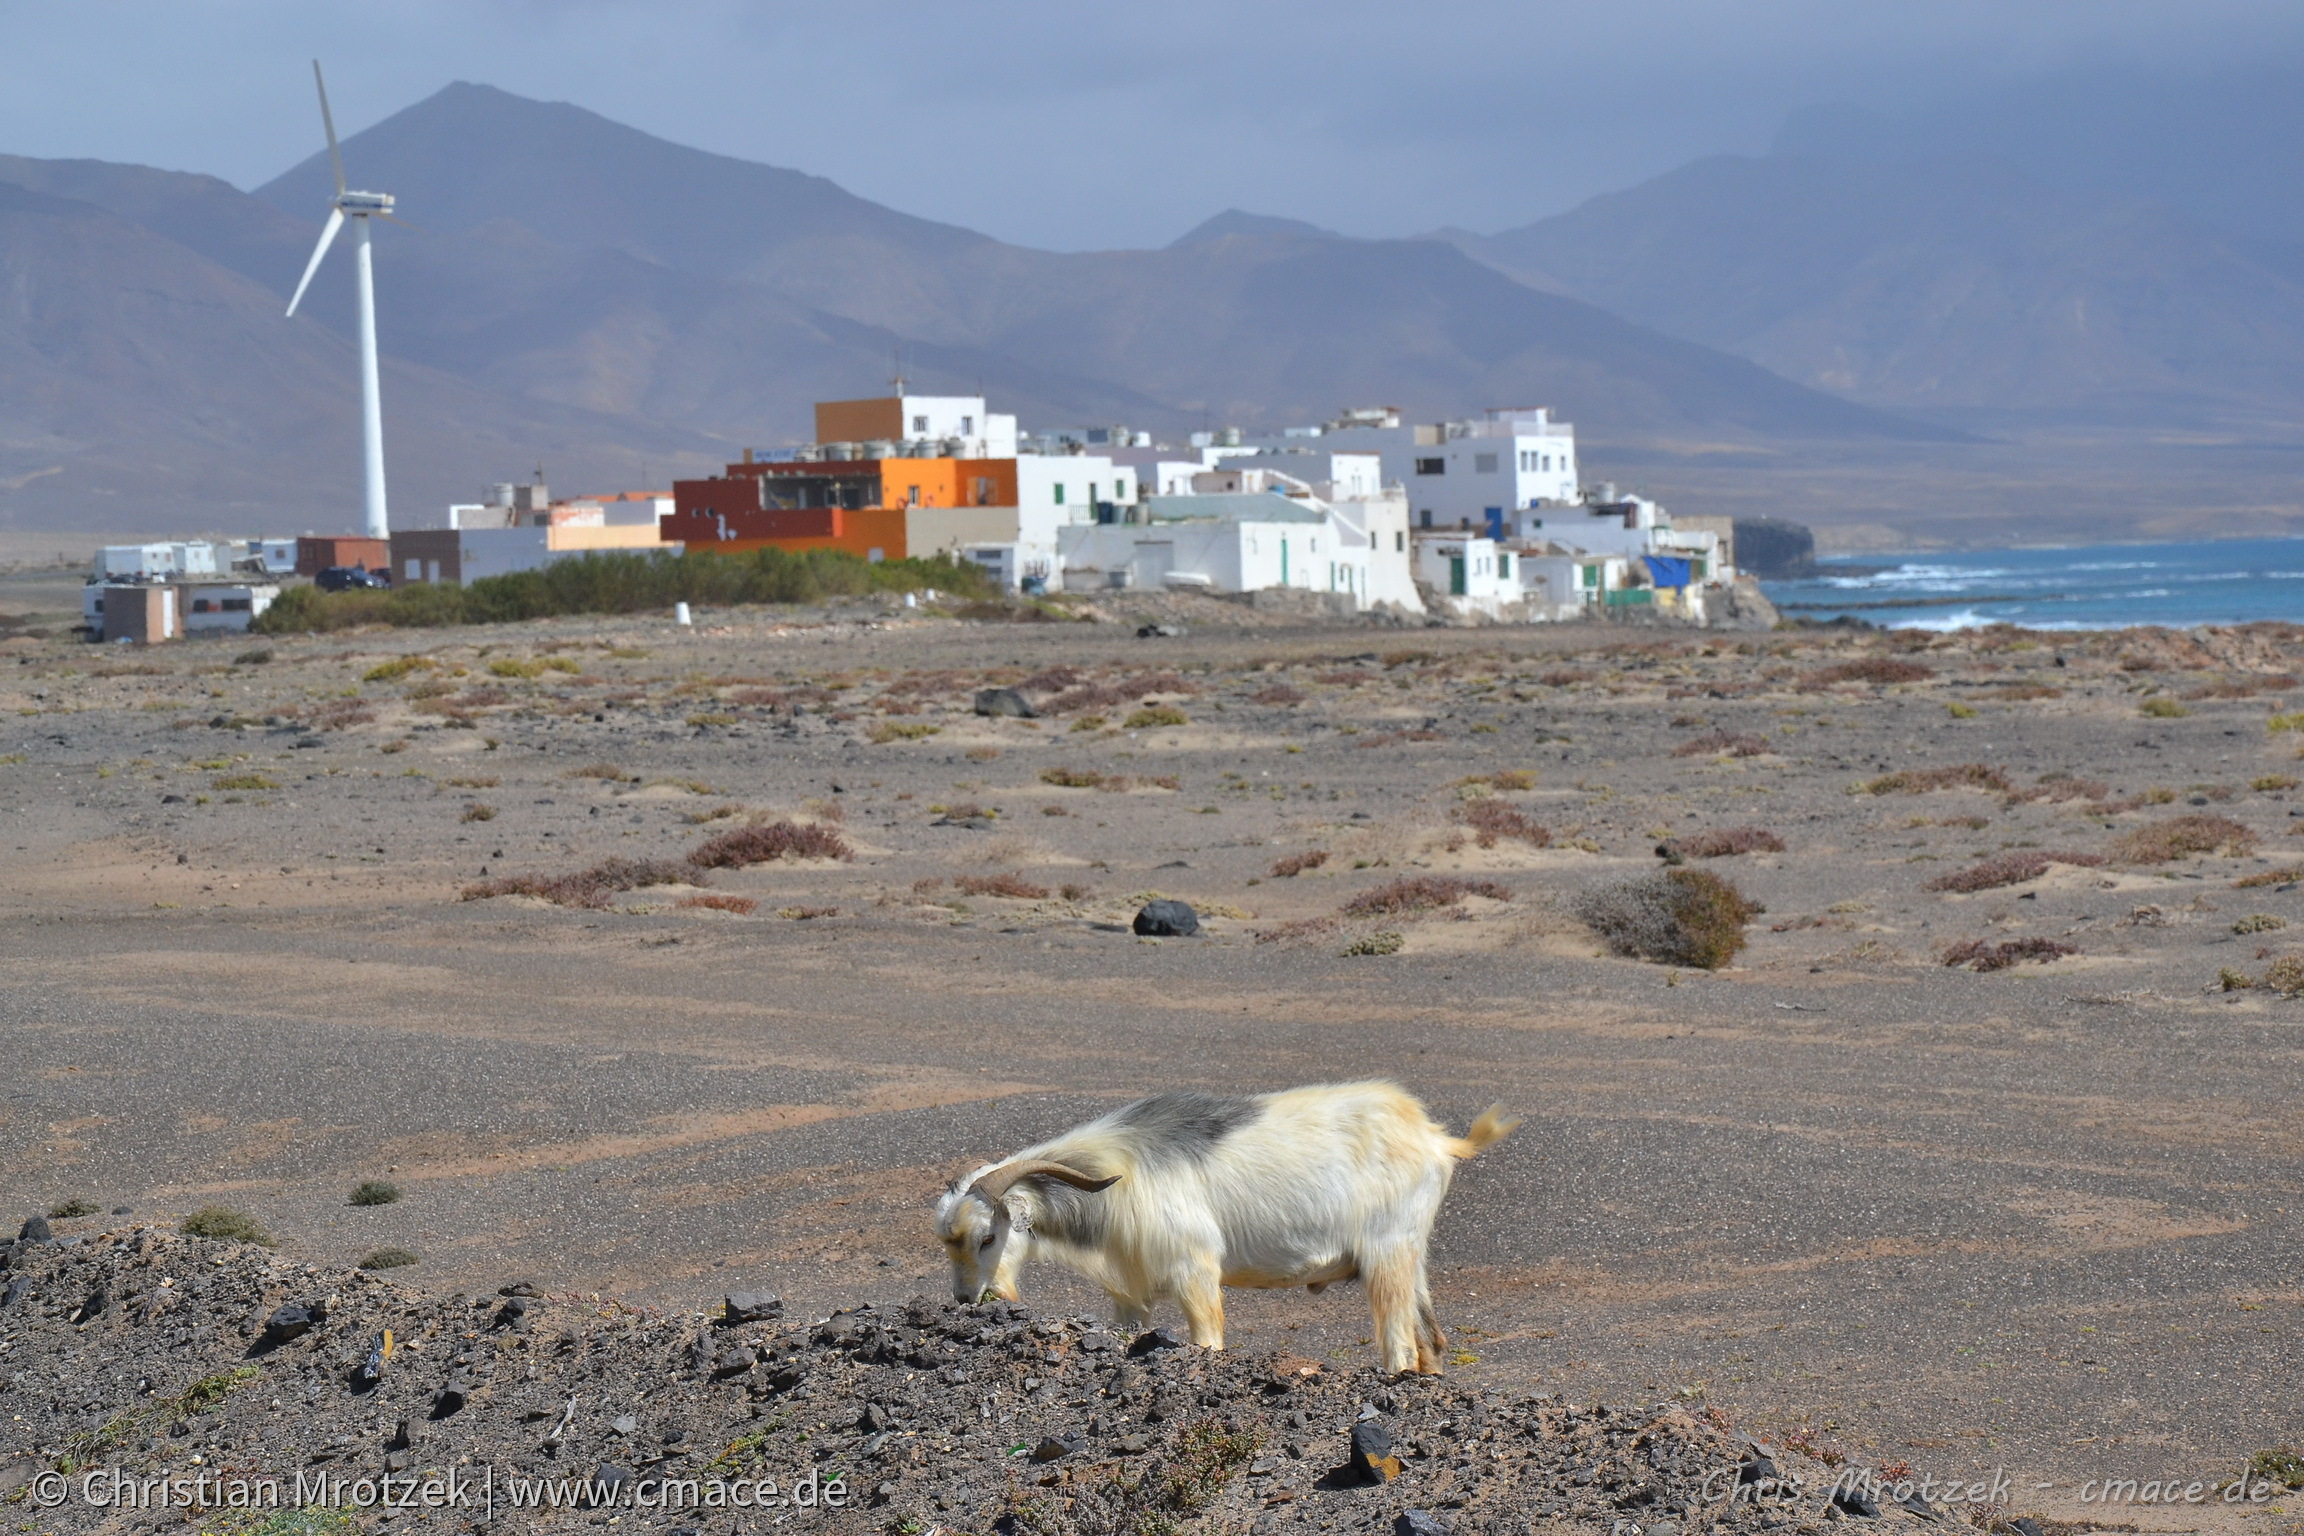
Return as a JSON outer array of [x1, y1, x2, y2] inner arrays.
[[2, 590, 2301, 1528]]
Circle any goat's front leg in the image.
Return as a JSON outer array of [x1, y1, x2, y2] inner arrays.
[[1107, 1294, 1152, 1334], [1176, 1258, 1226, 1349]]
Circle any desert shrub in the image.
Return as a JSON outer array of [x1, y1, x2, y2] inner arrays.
[[870, 721, 941, 743], [460, 803, 496, 822], [2234, 913, 2288, 934], [1856, 763, 2013, 795], [1924, 849, 2105, 892], [212, 773, 279, 791], [461, 856, 695, 909], [688, 820, 853, 868], [1574, 869, 1759, 970], [2262, 957, 2304, 998], [1342, 876, 1512, 918], [47, 1198, 100, 1219], [1452, 798, 1550, 848], [362, 656, 435, 683], [1678, 826, 1786, 858], [1939, 936, 2077, 972], [2234, 865, 2304, 888], [347, 1180, 401, 1207], [2006, 774, 2112, 805], [1539, 668, 1592, 686], [2254, 775, 2302, 792], [358, 1248, 419, 1270], [565, 761, 634, 782], [1019, 665, 1087, 693], [1487, 768, 1539, 791], [1270, 850, 1330, 878], [1039, 767, 1103, 788], [233, 648, 273, 665], [1248, 684, 1306, 706], [306, 699, 377, 731], [1671, 731, 1769, 758], [777, 904, 839, 919], [448, 775, 500, 789], [1799, 657, 1934, 689], [2109, 814, 2257, 864], [954, 872, 1050, 900], [1975, 683, 2062, 701], [678, 893, 758, 915], [180, 1205, 274, 1246], [1123, 705, 1189, 729], [487, 657, 545, 679], [1342, 932, 1405, 956], [2139, 696, 2189, 718]]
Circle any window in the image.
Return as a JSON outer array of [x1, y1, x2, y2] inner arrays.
[[960, 415, 973, 434], [1414, 457, 1445, 476], [1420, 509, 1433, 529], [406, 558, 421, 580], [223, 598, 252, 612], [192, 599, 213, 613], [1395, 530, 1405, 551], [912, 415, 929, 434], [1474, 453, 1498, 474], [1498, 553, 1512, 580], [1541, 454, 1551, 472], [1580, 564, 1600, 588], [1053, 484, 1065, 505]]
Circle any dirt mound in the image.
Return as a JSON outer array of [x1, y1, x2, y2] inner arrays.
[[0, 1225, 1839, 1533]]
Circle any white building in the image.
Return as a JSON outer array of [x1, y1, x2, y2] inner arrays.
[[95, 543, 225, 578], [1234, 406, 1579, 532], [1058, 493, 1369, 604], [811, 394, 1018, 459]]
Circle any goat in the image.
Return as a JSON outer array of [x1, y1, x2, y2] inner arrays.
[[932, 1080, 1516, 1375]]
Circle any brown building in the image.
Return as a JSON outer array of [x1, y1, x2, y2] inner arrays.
[[295, 536, 389, 576]]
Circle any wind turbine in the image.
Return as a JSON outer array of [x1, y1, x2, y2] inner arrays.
[[284, 61, 399, 541]]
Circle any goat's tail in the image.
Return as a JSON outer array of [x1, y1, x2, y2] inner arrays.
[[1446, 1104, 1520, 1160]]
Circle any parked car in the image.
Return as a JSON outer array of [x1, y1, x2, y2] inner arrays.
[[315, 566, 389, 592]]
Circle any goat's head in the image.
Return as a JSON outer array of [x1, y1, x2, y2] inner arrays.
[[933, 1159, 1119, 1305]]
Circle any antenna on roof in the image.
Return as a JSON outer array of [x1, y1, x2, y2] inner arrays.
[[890, 346, 906, 396]]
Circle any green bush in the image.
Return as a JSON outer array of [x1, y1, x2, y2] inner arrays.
[[179, 1205, 275, 1246], [1574, 869, 1761, 970], [47, 1198, 100, 1219], [348, 1179, 401, 1207], [358, 1247, 420, 1270], [253, 548, 997, 635]]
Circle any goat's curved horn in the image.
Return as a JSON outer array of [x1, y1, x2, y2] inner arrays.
[[970, 1160, 1120, 1204]]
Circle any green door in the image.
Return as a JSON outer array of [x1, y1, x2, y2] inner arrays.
[[1280, 539, 1289, 585], [1449, 555, 1467, 595]]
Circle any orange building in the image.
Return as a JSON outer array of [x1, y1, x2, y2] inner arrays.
[[668, 455, 1018, 561]]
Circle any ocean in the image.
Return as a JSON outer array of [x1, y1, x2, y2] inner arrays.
[[1759, 537, 2304, 631]]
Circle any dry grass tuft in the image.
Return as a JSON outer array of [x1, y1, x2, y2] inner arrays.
[[1799, 657, 1934, 689], [1857, 763, 2013, 795], [1341, 876, 1512, 917], [566, 761, 636, 782], [1122, 705, 1189, 729], [2108, 814, 2257, 864], [1939, 936, 2078, 971], [1925, 849, 2104, 892], [462, 856, 696, 909], [1671, 731, 1770, 758], [954, 872, 1050, 900], [688, 820, 853, 868], [1573, 869, 1760, 970], [1270, 849, 1330, 878], [2234, 865, 2304, 888], [1248, 684, 1306, 706], [459, 803, 496, 823], [2006, 773, 2112, 805], [1678, 825, 1786, 858], [678, 894, 758, 915], [1452, 798, 1551, 848]]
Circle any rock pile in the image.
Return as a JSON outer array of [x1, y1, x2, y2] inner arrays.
[[0, 1224, 1902, 1534]]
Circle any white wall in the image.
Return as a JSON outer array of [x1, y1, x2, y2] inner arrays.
[[1014, 454, 1131, 517]]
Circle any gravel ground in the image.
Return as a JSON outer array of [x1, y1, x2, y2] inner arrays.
[[3, 597, 2303, 1532]]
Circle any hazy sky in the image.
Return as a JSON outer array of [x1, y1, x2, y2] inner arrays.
[[4, 0, 2300, 250]]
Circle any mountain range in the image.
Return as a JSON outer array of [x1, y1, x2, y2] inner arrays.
[[1, 74, 2300, 542]]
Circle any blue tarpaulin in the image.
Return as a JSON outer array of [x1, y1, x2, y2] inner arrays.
[[1643, 554, 1693, 590]]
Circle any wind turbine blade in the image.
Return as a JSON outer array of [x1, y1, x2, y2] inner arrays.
[[285, 207, 345, 317], [377, 212, 426, 234], [312, 60, 346, 195]]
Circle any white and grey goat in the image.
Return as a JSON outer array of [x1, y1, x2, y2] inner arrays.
[[932, 1080, 1516, 1376]]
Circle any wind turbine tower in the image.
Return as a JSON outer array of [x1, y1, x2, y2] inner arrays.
[[284, 61, 399, 541]]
